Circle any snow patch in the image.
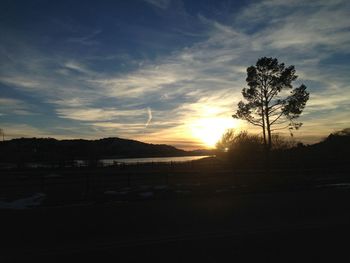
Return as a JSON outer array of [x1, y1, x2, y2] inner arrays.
[[0, 193, 46, 210]]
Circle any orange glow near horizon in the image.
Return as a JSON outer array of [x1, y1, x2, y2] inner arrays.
[[190, 117, 240, 148]]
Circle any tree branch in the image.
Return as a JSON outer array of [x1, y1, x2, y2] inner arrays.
[[268, 104, 284, 114], [245, 118, 263, 127], [271, 120, 289, 126], [270, 111, 284, 125], [270, 124, 290, 131]]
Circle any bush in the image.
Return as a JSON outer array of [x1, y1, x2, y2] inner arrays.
[[216, 130, 264, 168]]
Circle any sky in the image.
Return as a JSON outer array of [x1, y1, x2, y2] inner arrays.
[[1, 0, 349, 150]]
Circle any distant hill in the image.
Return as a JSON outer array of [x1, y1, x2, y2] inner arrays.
[[291, 129, 350, 156], [188, 149, 216, 156], [312, 129, 350, 151], [271, 129, 350, 170], [0, 137, 204, 164]]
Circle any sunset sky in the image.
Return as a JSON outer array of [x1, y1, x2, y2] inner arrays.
[[1, 0, 349, 149]]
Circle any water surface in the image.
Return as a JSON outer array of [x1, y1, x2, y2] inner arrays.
[[100, 155, 210, 166]]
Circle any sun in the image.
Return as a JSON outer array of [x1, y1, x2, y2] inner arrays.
[[190, 117, 240, 148]]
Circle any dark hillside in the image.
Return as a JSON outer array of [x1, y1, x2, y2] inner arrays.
[[0, 137, 192, 164]]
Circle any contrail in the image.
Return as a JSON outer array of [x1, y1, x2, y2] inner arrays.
[[145, 107, 152, 127]]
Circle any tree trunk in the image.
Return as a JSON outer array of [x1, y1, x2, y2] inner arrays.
[[261, 102, 267, 148], [264, 100, 272, 175], [265, 109, 272, 151], [263, 91, 272, 151]]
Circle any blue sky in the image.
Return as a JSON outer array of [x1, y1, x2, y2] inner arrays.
[[1, 0, 350, 149]]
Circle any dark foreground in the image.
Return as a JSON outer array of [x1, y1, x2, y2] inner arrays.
[[2, 185, 350, 262]]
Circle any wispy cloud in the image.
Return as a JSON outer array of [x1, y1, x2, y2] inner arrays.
[[145, 107, 152, 127], [1, 0, 349, 148], [143, 0, 171, 9], [90, 66, 184, 98], [66, 29, 102, 46], [56, 107, 147, 122], [63, 61, 96, 75], [0, 97, 35, 116], [0, 77, 43, 90]]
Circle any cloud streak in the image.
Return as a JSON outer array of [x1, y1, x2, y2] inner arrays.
[[56, 107, 147, 122], [143, 0, 171, 9], [145, 107, 153, 127], [0, 0, 349, 148], [0, 97, 35, 116]]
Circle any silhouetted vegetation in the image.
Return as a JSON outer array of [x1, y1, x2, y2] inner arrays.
[[233, 57, 309, 151], [232, 134, 262, 167], [0, 128, 4, 141], [216, 130, 264, 167], [216, 128, 350, 171]]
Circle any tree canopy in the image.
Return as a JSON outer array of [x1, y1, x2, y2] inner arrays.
[[233, 57, 309, 150]]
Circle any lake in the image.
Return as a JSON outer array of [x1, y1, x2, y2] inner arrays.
[[6, 155, 211, 169], [99, 155, 210, 166]]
